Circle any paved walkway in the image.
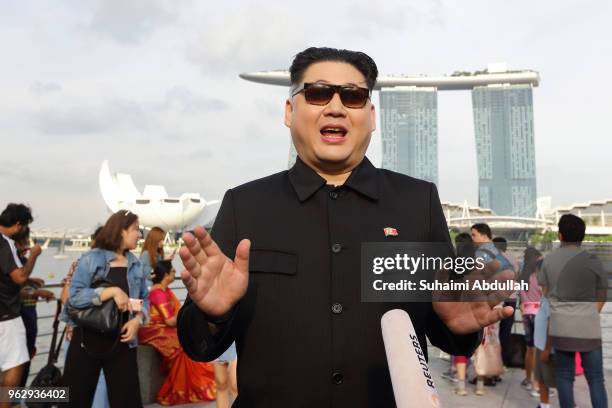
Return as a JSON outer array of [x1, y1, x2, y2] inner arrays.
[[428, 346, 612, 408], [145, 346, 612, 408]]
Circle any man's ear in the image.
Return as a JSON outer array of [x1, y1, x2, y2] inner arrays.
[[284, 98, 293, 128], [369, 103, 376, 133]]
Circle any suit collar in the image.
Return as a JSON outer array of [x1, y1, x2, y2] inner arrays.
[[288, 156, 379, 202]]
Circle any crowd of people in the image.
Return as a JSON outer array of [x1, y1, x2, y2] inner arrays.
[[0, 212, 609, 408], [0, 209, 609, 408], [0, 200, 609, 408], [0, 203, 238, 408], [442, 218, 608, 408]]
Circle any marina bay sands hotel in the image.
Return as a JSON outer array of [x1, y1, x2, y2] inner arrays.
[[240, 64, 540, 218]]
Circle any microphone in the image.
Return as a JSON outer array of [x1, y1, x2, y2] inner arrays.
[[381, 309, 441, 408]]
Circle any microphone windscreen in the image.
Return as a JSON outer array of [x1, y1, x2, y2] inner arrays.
[[381, 309, 441, 408]]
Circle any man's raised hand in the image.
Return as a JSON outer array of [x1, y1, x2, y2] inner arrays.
[[179, 226, 250, 318], [433, 261, 516, 335]]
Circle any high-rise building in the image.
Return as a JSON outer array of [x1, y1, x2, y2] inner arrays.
[[379, 87, 438, 185], [472, 84, 537, 217]]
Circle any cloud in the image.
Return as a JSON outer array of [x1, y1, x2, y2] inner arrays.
[[30, 86, 229, 136], [0, 159, 95, 194], [30, 81, 62, 94], [186, 6, 307, 77], [88, 0, 179, 44], [183, 148, 213, 160], [252, 97, 284, 117], [345, 0, 445, 37], [0, 165, 35, 185], [32, 99, 149, 135], [163, 86, 228, 113], [347, 1, 409, 31]]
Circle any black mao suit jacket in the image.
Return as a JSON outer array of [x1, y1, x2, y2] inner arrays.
[[177, 156, 481, 407]]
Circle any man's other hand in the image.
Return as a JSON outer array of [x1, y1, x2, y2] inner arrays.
[[433, 263, 516, 334], [179, 226, 250, 319], [433, 300, 514, 335]]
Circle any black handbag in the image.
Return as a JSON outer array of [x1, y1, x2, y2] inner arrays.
[[67, 277, 126, 358], [506, 327, 527, 368], [66, 278, 121, 336]]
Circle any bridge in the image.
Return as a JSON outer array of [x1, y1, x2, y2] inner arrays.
[[30, 228, 92, 241], [448, 215, 553, 229], [447, 215, 553, 241]]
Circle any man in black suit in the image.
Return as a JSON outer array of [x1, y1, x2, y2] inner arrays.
[[177, 47, 513, 407]]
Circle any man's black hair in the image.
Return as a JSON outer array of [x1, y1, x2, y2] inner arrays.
[[454, 232, 475, 258], [0, 203, 33, 227], [492, 236, 507, 252], [289, 47, 378, 90], [471, 223, 492, 239], [558, 214, 586, 243]]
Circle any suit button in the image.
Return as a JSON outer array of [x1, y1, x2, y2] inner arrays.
[[329, 191, 339, 200], [331, 303, 343, 314], [332, 371, 344, 385], [331, 243, 342, 253]]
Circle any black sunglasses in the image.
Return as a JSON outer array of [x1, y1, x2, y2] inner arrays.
[[291, 82, 371, 108]]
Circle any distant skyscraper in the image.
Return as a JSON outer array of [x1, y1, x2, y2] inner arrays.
[[380, 87, 438, 185], [472, 84, 537, 217]]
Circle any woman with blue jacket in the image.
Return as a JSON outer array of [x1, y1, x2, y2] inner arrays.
[[63, 210, 149, 407]]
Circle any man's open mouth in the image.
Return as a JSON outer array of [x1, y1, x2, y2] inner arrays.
[[320, 125, 348, 138]]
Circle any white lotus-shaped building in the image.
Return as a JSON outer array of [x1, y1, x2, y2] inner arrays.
[[99, 160, 218, 232]]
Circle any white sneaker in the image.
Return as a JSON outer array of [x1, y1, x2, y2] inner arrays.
[[521, 378, 533, 390], [439, 351, 451, 361], [441, 371, 458, 383], [532, 388, 557, 398]]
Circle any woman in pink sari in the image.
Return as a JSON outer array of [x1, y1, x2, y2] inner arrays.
[[139, 260, 216, 405]]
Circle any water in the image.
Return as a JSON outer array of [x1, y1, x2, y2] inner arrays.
[[32, 249, 187, 285]]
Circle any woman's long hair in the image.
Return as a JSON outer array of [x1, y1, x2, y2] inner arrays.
[[518, 246, 542, 284], [93, 210, 139, 252], [141, 227, 166, 268]]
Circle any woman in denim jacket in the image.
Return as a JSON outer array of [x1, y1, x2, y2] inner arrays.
[[63, 210, 149, 407]]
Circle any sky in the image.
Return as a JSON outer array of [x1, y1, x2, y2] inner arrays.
[[1, 0, 611, 230]]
